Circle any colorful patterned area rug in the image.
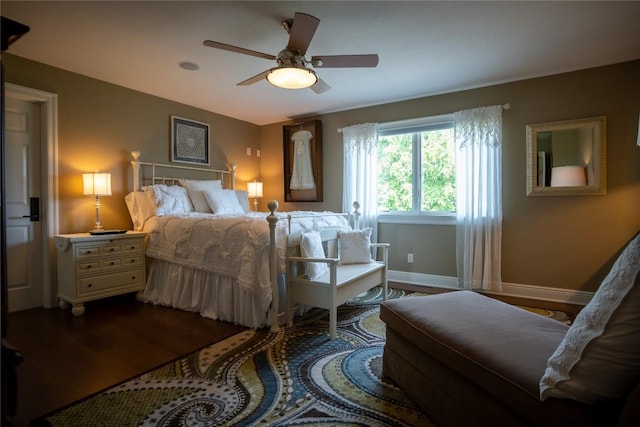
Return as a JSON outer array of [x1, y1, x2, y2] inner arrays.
[[35, 288, 571, 426]]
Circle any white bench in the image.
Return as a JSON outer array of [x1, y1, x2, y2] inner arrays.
[[286, 226, 389, 339]]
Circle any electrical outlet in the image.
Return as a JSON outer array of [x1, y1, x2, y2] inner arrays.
[[246, 147, 251, 156], [256, 149, 261, 158], [407, 253, 414, 263]]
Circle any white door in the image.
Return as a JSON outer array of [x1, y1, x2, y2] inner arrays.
[[5, 96, 43, 311]]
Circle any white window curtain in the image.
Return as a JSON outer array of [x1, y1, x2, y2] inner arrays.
[[341, 123, 379, 241], [454, 105, 503, 291]]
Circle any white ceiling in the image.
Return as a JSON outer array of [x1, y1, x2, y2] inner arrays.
[[3, 1, 640, 125]]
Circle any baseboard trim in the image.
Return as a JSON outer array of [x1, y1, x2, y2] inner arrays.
[[389, 270, 459, 289], [388, 270, 594, 306]]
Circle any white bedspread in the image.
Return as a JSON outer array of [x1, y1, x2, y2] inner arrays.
[[143, 211, 349, 306]]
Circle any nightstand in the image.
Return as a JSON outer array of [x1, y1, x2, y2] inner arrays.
[[54, 231, 146, 316]]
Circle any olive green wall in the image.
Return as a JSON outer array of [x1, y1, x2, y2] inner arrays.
[[260, 60, 640, 293], [6, 53, 640, 294], [4, 54, 261, 233]]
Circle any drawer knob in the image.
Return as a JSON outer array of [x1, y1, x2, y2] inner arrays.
[[109, 248, 115, 252], [87, 265, 92, 269], [109, 261, 115, 266], [87, 283, 93, 288], [131, 276, 136, 280]]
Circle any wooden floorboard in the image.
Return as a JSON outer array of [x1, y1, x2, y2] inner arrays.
[[4, 294, 246, 427]]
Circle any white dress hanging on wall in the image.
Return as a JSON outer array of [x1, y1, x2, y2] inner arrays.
[[290, 130, 316, 190]]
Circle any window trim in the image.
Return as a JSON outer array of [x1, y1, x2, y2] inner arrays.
[[378, 113, 454, 135], [377, 211, 456, 225], [377, 113, 455, 221]]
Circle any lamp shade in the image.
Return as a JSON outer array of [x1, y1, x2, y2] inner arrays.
[[550, 166, 586, 187], [83, 172, 112, 196], [247, 181, 263, 198], [267, 67, 317, 89]]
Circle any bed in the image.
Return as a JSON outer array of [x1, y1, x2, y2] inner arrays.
[[126, 151, 352, 330]]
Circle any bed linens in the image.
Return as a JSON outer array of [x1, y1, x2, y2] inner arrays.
[[142, 211, 349, 327], [145, 259, 269, 328], [144, 213, 273, 302]]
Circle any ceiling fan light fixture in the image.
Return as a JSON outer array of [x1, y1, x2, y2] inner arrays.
[[267, 66, 317, 89]]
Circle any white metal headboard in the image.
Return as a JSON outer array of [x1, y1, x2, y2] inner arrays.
[[130, 150, 236, 191]]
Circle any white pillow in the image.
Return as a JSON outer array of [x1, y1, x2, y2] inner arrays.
[[124, 191, 155, 231], [204, 189, 245, 216], [235, 190, 250, 213], [178, 179, 223, 213], [300, 230, 329, 280], [539, 232, 640, 403], [338, 228, 373, 265], [142, 184, 193, 216]]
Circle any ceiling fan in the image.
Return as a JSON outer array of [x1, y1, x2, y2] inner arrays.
[[203, 12, 379, 93]]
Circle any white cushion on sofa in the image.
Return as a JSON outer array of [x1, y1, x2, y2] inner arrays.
[[539, 232, 640, 403]]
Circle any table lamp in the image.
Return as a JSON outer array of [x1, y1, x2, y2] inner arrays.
[[83, 172, 112, 231], [247, 180, 263, 211]]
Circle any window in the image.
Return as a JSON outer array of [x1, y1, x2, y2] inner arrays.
[[377, 114, 455, 222]]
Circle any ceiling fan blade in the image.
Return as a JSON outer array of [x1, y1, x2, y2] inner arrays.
[[286, 12, 320, 55], [311, 78, 331, 94], [312, 54, 379, 68], [237, 70, 270, 86], [204, 40, 275, 61]]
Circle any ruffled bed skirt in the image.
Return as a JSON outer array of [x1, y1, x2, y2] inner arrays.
[[142, 258, 285, 329]]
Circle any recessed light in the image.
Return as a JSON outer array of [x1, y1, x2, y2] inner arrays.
[[179, 61, 199, 71]]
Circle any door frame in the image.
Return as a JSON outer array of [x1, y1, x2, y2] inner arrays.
[[6, 83, 58, 308]]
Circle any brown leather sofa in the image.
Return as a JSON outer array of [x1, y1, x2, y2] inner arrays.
[[380, 291, 639, 427]]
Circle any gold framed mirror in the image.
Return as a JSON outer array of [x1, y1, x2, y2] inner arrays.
[[526, 116, 606, 196]]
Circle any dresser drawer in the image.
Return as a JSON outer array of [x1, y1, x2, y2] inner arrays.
[[78, 268, 145, 295], [101, 258, 122, 269], [118, 255, 144, 268], [76, 245, 101, 258], [77, 260, 101, 273], [99, 244, 122, 256], [121, 241, 143, 254]]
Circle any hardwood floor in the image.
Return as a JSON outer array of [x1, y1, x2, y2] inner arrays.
[[4, 294, 246, 427], [3, 284, 581, 426]]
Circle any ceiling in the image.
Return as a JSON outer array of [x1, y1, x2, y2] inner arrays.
[[3, 1, 640, 125]]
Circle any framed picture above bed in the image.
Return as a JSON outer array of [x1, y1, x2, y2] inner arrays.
[[283, 119, 323, 202], [171, 115, 210, 165]]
